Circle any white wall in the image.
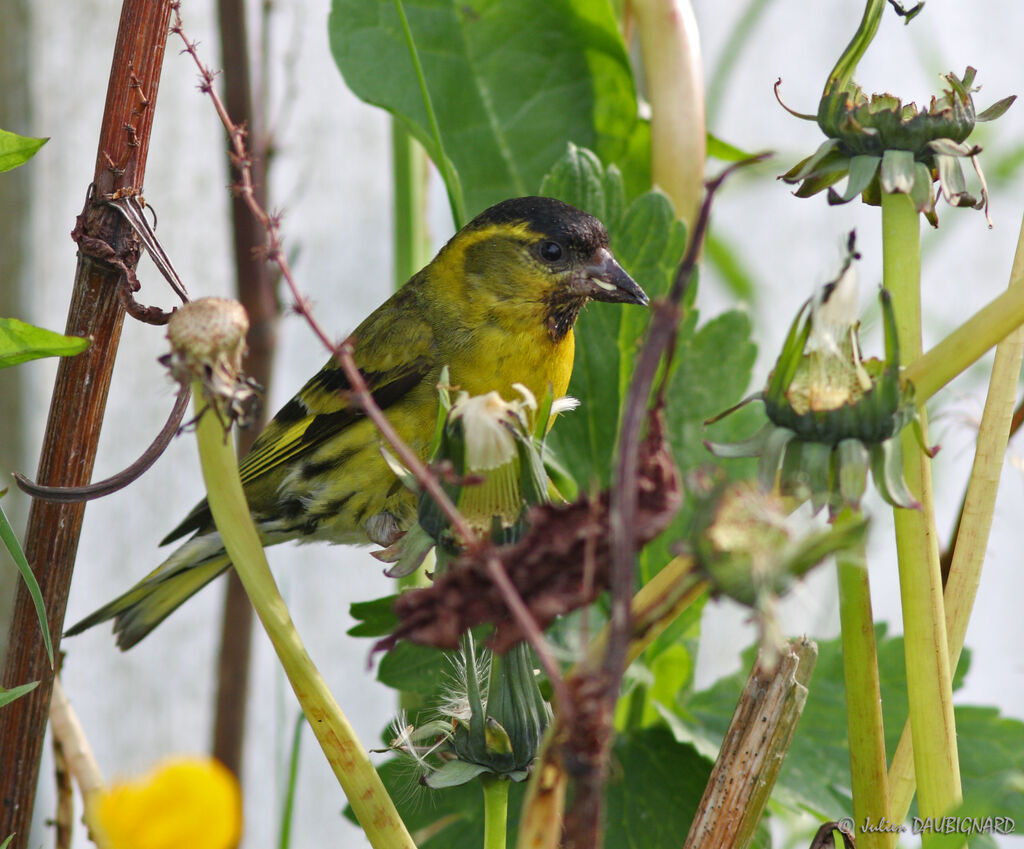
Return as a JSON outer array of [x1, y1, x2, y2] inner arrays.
[[5, 0, 1022, 846]]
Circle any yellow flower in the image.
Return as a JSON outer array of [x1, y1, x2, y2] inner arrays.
[[92, 757, 241, 849]]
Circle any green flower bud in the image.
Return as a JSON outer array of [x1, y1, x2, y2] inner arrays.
[[780, 67, 1014, 226], [706, 239, 925, 514]]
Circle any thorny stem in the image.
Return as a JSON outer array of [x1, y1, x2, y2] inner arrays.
[[835, 508, 892, 849], [582, 158, 762, 844], [481, 554, 572, 721], [881, 189, 962, 837], [607, 159, 761, 689], [172, 7, 477, 552], [171, 0, 569, 735], [889, 212, 1024, 821]]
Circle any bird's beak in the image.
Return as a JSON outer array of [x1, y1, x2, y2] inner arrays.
[[581, 247, 649, 306]]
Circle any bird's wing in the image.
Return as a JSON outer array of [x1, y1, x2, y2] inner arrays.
[[161, 287, 437, 545]]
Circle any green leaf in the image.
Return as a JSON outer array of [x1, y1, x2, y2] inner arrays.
[[328, 0, 643, 217], [950, 706, 1024, 820], [685, 626, 1019, 822], [0, 318, 90, 369], [706, 131, 757, 162], [0, 502, 52, 666], [348, 594, 400, 637], [543, 147, 687, 487], [0, 128, 48, 173], [350, 727, 710, 848], [0, 680, 39, 709], [345, 754, 530, 847], [0, 834, 14, 849], [377, 640, 452, 695], [423, 759, 490, 788], [604, 727, 713, 848], [640, 308, 759, 573], [541, 146, 758, 577]]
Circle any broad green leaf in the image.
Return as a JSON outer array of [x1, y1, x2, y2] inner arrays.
[[639, 307, 758, 575], [0, 129, 48, 173], [377, 640, 451, 695], [0, 318, 89, 369], [0, 680, 39, 709], [542, 146, 757, 576], [604, 727, 712, 848], [348, 593, 400, 637], [684, 626, 1016, 822], [542, 146, 687, 488], [0, 501, 52, 666], [328, 0, 644, 217]]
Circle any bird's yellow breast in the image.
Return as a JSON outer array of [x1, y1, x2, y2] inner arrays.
[[451, 321, 575, 404]]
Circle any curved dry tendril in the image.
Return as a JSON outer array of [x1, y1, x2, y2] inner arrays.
[[14, 386, 191, 502]]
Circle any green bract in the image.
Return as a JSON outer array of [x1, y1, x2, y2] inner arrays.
[[780, 68, 1015, 226], [707, 248, 923, 514], [381, 379, 561, 786], [693, 478, 869, 607]]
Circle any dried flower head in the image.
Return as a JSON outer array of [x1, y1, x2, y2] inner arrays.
[[161, 297, 261, 429]]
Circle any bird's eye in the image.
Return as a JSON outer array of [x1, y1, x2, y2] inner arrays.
[[538, 240, 563, 263]]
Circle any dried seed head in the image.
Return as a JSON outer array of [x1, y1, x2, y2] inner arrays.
[[162, 298, 260, 429]]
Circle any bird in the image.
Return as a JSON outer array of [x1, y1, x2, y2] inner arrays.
[[67, 196, 649, 648]]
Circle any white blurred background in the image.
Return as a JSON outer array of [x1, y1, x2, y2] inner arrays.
[[1, 0, 1022, 846]]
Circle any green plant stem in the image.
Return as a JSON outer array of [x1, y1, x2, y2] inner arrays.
[[881, 191, 962, 836], [277, 712, 304, 849], [191, 385, 414, 849], [888, 212, 1024, 821], [835, 509, 892, 849], [481, 775, 510, 849], [902, 281, 1024, 401], [391, 119, 432, 290], [390, 117, 431, 717], [825, 0, 885, 93]]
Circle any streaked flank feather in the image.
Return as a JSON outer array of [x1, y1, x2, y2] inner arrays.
[[67, 196, 648, 648]]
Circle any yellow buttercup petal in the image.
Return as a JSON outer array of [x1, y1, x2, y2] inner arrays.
[[94, 757, 241, 849]]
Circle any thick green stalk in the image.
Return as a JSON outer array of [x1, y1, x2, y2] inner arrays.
[[632, 0, 706, 229], [889, 213, 1024, 819], [191, 387, 414, 849], [391, 119, 431, 716], [902, 281, 1024, 402], [481, 775, 510, 849], [881, 191, 962, 835], [835, 511, 892, 849], [391, 119, 431, 290]]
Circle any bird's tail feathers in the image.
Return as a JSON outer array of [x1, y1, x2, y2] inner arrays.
[[65, 535, 231, 650]]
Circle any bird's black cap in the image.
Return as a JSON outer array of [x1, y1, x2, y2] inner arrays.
[[467, 196, 609, 254]]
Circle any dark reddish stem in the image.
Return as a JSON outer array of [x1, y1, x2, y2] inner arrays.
[[0, 0, 173, 837], [210, 0, 278, 785]]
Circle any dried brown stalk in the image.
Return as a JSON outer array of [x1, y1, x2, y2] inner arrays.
[[0, 0, 174, 837]]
